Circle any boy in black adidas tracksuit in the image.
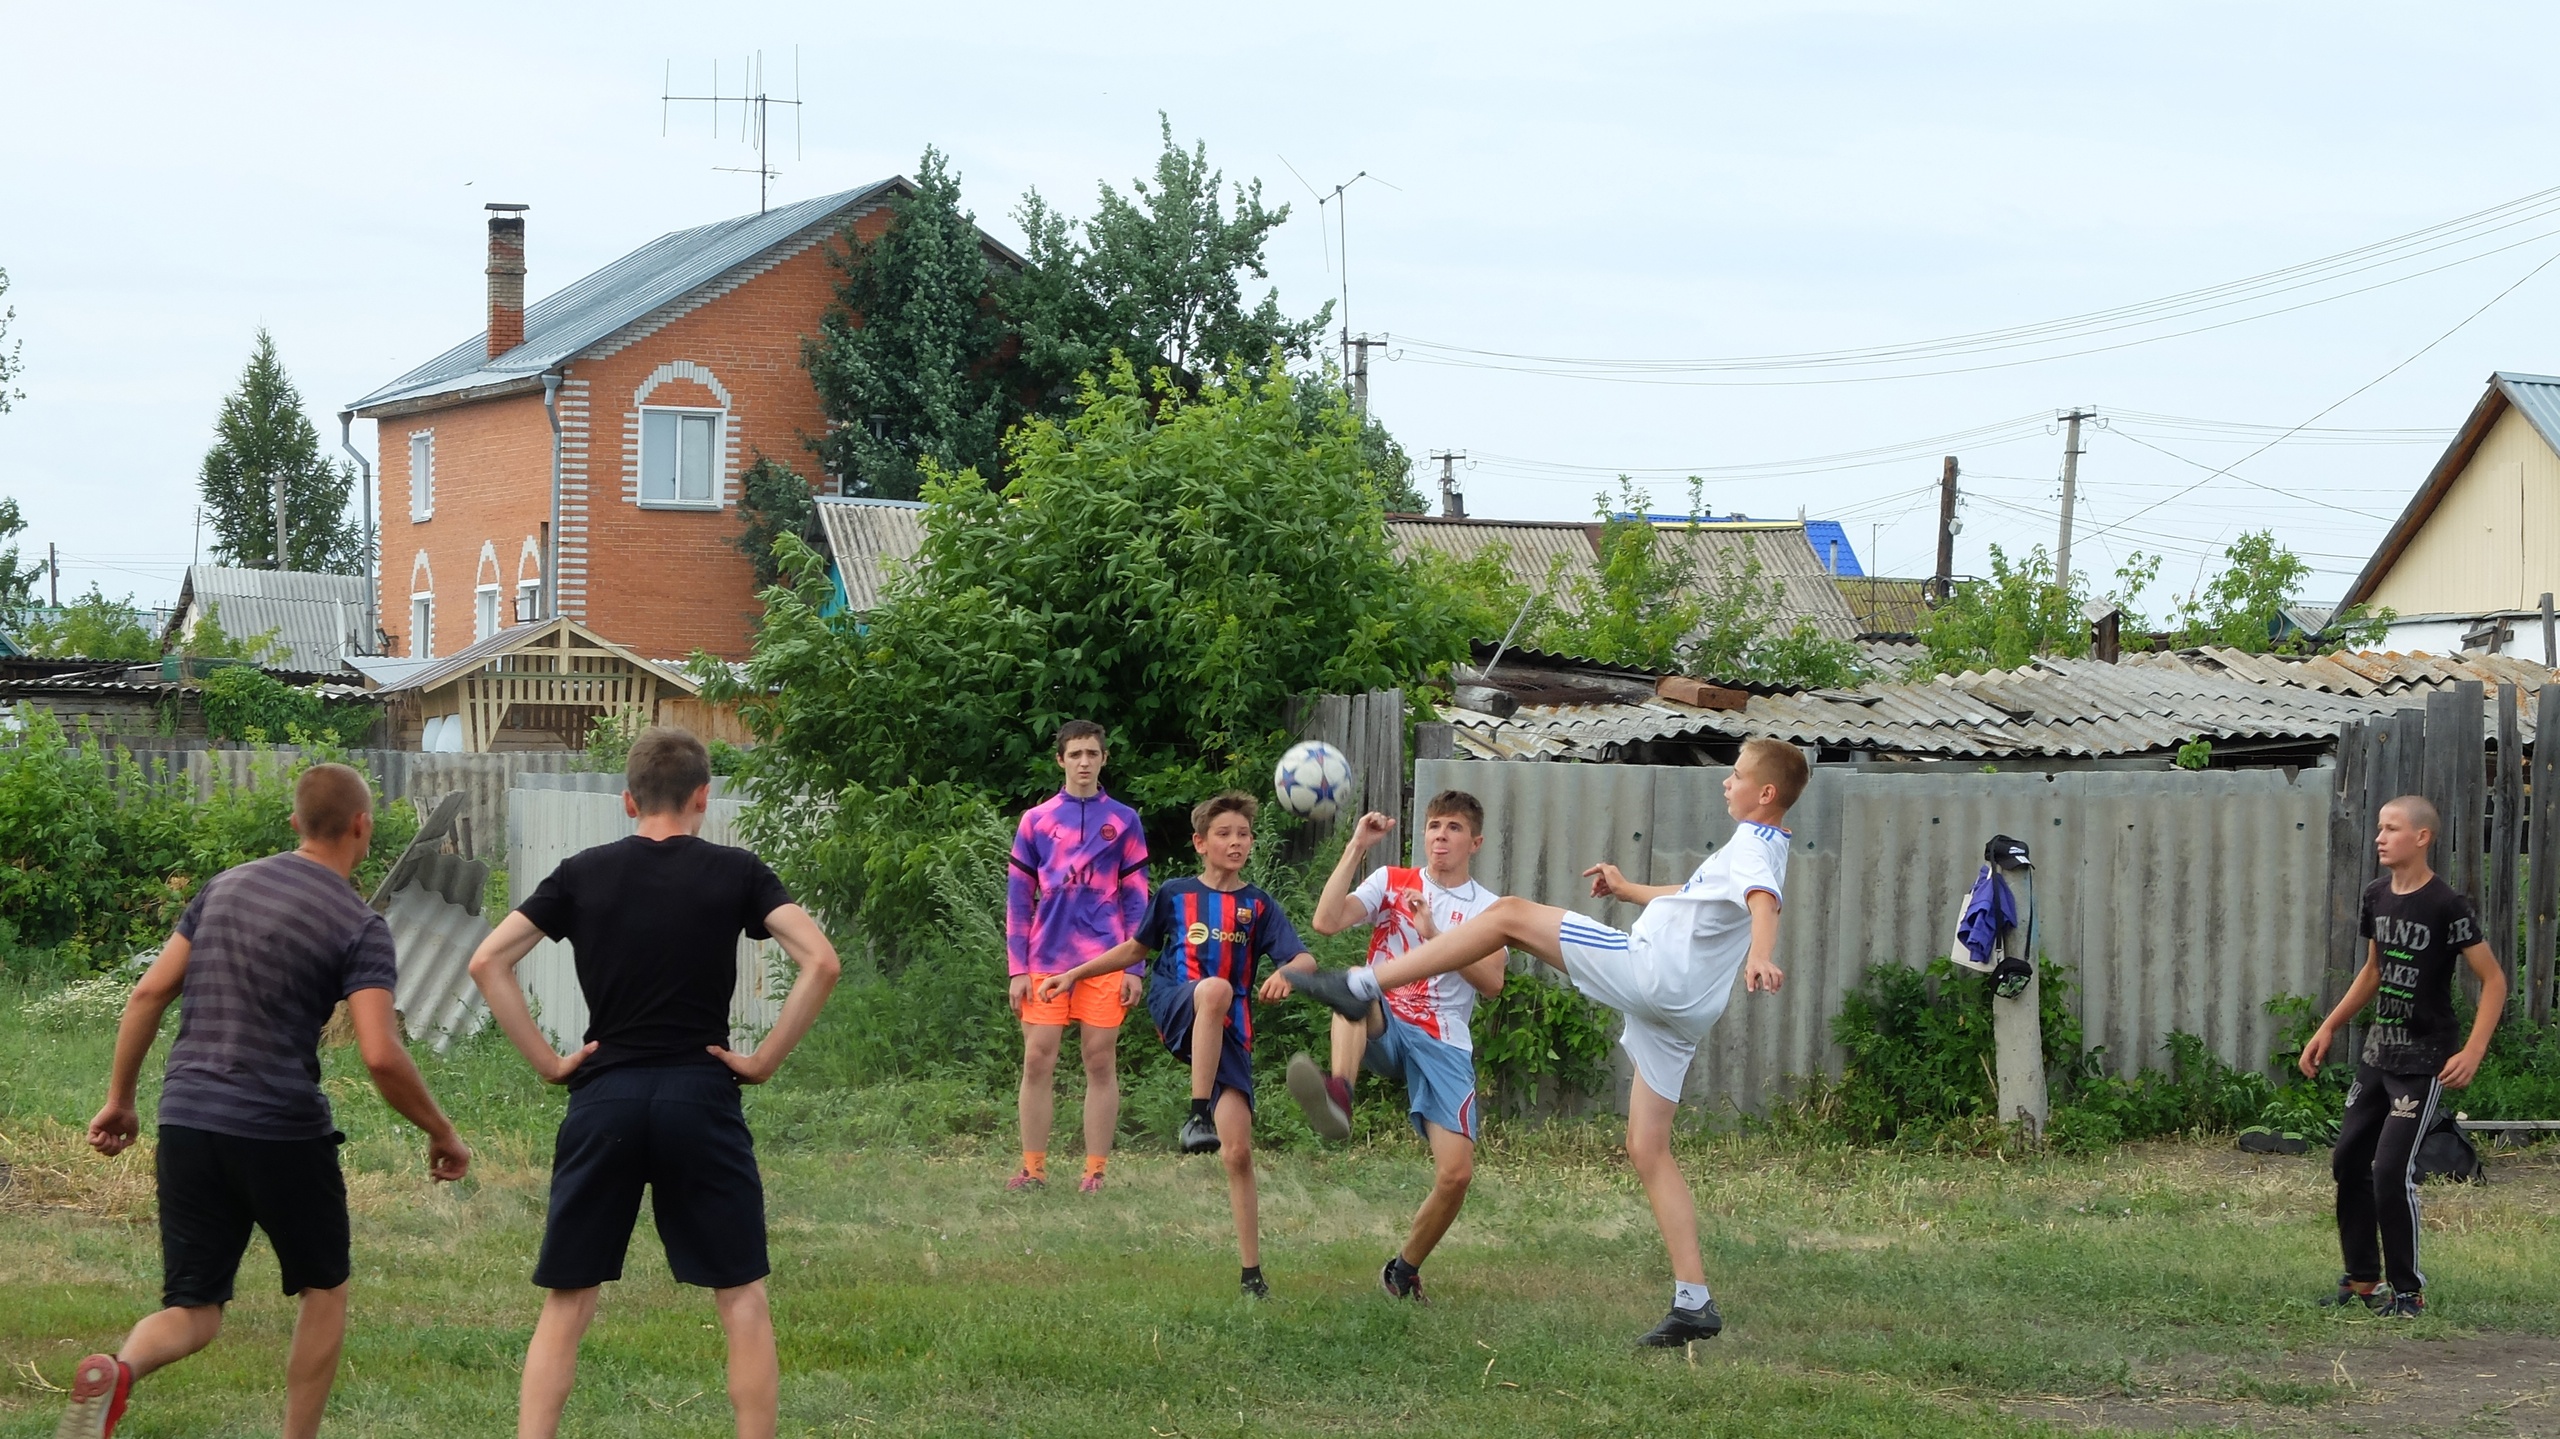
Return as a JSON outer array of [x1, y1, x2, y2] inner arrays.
[[2298, 793, 2506, 1318]]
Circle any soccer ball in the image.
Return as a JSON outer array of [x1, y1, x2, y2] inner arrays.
[[1273, 740, 1353, 823]]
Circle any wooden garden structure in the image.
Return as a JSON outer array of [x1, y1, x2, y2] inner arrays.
[[368, 617, 717, 753]]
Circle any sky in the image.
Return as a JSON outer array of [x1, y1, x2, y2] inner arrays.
[[4, 2, 2560, 616]]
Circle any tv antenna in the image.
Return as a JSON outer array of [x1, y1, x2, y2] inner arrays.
[[1283, 163, 1398, 412], [663, 49, 804, 214]]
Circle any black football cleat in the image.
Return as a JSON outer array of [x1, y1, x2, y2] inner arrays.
[[1178, 1113, 1221, 1154], [1284, 967, 1383, 1028], [1638, 1299, 1724, 1347]]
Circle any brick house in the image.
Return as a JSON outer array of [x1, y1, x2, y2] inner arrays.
[[347, 181, 1018, 661]]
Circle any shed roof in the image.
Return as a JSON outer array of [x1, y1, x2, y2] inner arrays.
[[1444, 647, 2552, 762], [350, 180, 1028, 417], [1387, 516, 1601, 597], [365, 615, 697, 697], [1387, 516, 1860, 639], [813, 497, 928, 612], [167, 566, 372, 672], [2342, 372, 2560, 606], [1838, 576, 1934, 635]]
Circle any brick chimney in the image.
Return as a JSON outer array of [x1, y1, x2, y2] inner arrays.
[[485, 203, 529, 358]]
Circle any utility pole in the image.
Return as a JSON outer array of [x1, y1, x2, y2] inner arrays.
[[2055, 408, 2094, 585], [1431, 450, 1467, 518], [272, 468, 289, 571], [1932, 455, 1959, 602], [1345, 334, 1382, 414], [48, 542, 58, 607]]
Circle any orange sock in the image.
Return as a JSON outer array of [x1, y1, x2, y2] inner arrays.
[[1084, 1155, 1108, 1178], [1022, 1151, 1048, 1180]]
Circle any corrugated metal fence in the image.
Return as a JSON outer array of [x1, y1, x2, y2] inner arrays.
[[1413, 758, 2333, 1113], [505, 786, 786, 1050]]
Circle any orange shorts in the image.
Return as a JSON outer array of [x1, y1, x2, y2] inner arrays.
[[1020, 972, 1129, 1029]]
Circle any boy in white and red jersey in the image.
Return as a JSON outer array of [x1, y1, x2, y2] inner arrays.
[[1288, 789, 1507, 1302]]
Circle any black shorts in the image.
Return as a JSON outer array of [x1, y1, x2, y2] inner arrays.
[[156, 1124, 350, 1309], [534, 1063, 769, 1291]]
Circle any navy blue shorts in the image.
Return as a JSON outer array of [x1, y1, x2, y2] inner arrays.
[[535, 1062, 768, 1291], [1147, 979, 1255, 1107], [1365, 1017, 1480, 1141]]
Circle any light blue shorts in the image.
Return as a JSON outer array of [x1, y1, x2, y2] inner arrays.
[[1365, 1016, 1479, 1141]]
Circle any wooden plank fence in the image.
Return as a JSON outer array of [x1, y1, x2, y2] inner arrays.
[[2332, 678, 2557, 1027]]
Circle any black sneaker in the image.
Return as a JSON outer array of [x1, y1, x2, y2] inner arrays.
[[1284, 966, 1382, 1028], [1241, 1270, 1270, 1300], [1638, 1299, 1723, 1347], [2319, 1277, 2384, 1311], [1286, 1053, 1353, 1142], [1380, 1257, 1426, 1302], [2379, 1290, 2424, 1319], [1179, 1113, 1221, 1154]]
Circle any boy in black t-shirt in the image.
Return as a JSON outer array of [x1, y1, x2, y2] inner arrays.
[[469, 727, 840, 1439], [2299, 793, 2506, 1319]]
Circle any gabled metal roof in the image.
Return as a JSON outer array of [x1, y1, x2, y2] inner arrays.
[[365, 616, 697, 697], [2343, 371, 2560, 606], [813, 497, 927, 612], [349, 180, 922, 416], [166, 565, 372, 672]]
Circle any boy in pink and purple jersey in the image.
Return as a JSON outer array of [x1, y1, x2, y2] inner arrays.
[[1005, 720, 1151, 1193]]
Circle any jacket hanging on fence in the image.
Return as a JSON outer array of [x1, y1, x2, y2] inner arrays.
[[1951, 866, 2016, 974]]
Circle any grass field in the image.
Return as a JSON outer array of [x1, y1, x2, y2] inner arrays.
[[2, 987, 2557, 1437]]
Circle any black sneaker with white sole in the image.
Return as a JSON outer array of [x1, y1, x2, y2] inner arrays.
[[1241, 1269, 1271, 1300], [2318, 1276, 2384, 1311], [1283, 966, 1382, 1028], [1638, 1299, 1723, 1347], [1178, 1113, 1221, 1154], [2379, 1290, 2425, 1319]]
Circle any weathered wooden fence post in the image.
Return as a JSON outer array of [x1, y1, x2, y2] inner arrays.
[[2492, 682, 2523, 998], [2531, 682, 2560, 1027]]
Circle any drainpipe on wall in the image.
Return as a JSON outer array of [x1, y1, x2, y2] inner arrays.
[[339, 410, 376, 655], [543, 371, 563, 621]]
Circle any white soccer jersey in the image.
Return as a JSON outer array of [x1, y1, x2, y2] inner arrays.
[[1627, 822, 1789, 997], [1352, 866, 1502, 1052]]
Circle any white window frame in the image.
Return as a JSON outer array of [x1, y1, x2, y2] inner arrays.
[[409, 431, 435, 521], [410, 594, 433, 658], [638, 405, 725, 509], [516, 577, 543, 624], [475, 584, 501, 643]]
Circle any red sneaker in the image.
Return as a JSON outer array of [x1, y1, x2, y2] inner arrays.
[[55, 1353, 133, 1439], [1005, 1169, 1045, 1192], [1078, 1170, 1105, 1194]]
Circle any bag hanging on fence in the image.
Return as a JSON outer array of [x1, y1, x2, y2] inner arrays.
[[1950, 835, 2037, 999]]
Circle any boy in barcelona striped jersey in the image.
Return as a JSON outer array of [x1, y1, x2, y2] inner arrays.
[[1038, 791, 1314, 1299], [1289, 739, 1806, 1347], [1288, 790, 1507, 1303]]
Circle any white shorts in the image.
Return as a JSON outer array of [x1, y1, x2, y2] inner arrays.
[[1553, 913, 1736, 1104]]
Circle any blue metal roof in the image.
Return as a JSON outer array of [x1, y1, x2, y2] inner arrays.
[[349, 180, 908, 415]]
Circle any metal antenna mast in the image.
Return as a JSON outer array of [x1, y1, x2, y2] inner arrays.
[[663, 49, 804, 213], [1314, 170, 1396, 412]]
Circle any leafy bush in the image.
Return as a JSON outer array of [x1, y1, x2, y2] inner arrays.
[[1469, 967, 1618, 1111], [198, 666, 376, 746], [2462, 1018, 2560, 1120], [0, 707, 416, 962]]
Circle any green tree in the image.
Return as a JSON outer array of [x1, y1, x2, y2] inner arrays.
[[2164, 529, 2391, 653], [805, 149, 1012, 501], [16, 587, 158, 660], [1009, 116, 1329, 402], [730, 455, 824, 588], [719, 361, 1480, 942], [198, 330, 361, 573], [1915, 544, 2156, 675], [0, 496, 45, 631], [1683, 543, 1873, 689], [0, 265, 23, 415], [1532, 486, 1707, 672]]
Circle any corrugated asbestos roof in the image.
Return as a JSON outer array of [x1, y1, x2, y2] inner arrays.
[[349, 181, 909, 415], [167, 566, 371, 672], [1389, 517, 1601, 596], [814, 497, 928, 612], [1839, 576, 1934, 634], [1388, 517, 1860, 639], [1445, 648, 2556, 762]]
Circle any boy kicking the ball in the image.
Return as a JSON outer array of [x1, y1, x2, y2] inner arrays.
[[1289, 738, 1807, 1346], [1038, 792, 1314, 1298], [1290, 791, 1507, 1302]]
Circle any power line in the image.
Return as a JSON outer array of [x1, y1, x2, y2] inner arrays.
[[1385, 183, 2560, 386], [2085, 244, 2560, 545]]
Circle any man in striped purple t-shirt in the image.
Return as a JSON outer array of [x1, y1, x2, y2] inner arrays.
[[51, 764, 469, 1439]]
